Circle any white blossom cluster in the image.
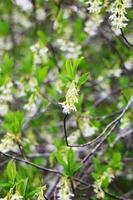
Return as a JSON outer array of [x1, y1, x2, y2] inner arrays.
[[94, 168, 115, 199], [0, 188, 23, 200], [0, 81, 13, 116], [68, 129, 80, 144], [55, 38, 81, 59], [79, 114, 97, 137], [0, 133, 18, 153], [59, 81, 79, 114], [57, 177, 74, 200], [109, 0, 132, 34], [84, 14, 103, 37], [86, 0, 102, 13], [23, 94, 38, 118], [30, 42, 48, 65]]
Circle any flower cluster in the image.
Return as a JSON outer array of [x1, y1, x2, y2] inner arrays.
[[23, 94, 38, 118], [0, 81, 13, 116], [0, 133, 18, 153], [57, 177, 74, 200], [0, 188, 23, 200], [68, 129, 80, 144], [94, 168, 115, 199], [30, 42, 48, 65], [36, 185, 46, 200], [59, 81, 79, 114], [55, 38, 81, 59], [109, 0, 132, 33], [84, 14, 103, 37], [87, 0, 102, 13]]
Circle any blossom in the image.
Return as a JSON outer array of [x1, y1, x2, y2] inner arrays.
[[36, 185, 47, 200], [0, 81, 13, 103], [23, 94, 38, 117], [30, 42, 48, 65], [55, 39, 81, 59], [109, 0, 132, 32], [2, 189, 23, 200], [87, 0, 102, 13], [84, 14, 103, 37], [59, 81, 79, 114], [0, 133, 18, 153], [94, 168, 115, 199], [94, 179, 105, 199], [0, 103, 9, 116], [81, 121, 97, 137], [57, 177, 74, 200], [68, 130, 80, 144], [11, 193, 23, 200]]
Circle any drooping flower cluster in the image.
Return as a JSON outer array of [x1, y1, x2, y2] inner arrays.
[[23, 94, 38, 118], [94, 168, 115, 199], [68, 129, 80, 144], [55, 38, 81, 59], [57, 177, 74, 200], [0, 188, 23, 200], [0, 133, 18, 153], [36, 185, 47, 200], [84, 14, 103, 37], [109, 0, 132, 33], [0, 81, 13, 116], [87, 0, 102, 13], [30, 42, 48, 65], [59, 81, 79, 114]]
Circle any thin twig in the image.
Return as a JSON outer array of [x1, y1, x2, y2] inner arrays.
[[120, 29, 133, 48], [82, 95, 133, 163], [0, 151, 62, 175]]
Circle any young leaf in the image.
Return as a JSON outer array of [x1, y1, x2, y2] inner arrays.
[[7, 159, 16, 184], [78, 73, 89, 87]]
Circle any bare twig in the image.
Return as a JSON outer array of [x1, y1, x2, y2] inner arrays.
[[0, 151, 62, 175]]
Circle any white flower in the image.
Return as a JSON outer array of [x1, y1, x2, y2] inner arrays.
[[15, 81, 26, 98], [84, 14, 103, 36], [55, 39, 81, 59], [23, 94, 38, 117], [0, 103, 9, 116], [0, 81, 13, 103], [109, 0, 132, 32], [36, 8, 46, 21], [68, 130, 80, 144], [94, 180, 105, 199], [0, 133, 18, 153], [59, 81, 79, 114], [124, 57, 133, 70], [81, 122, 97, 137], [28, 77, 38, 92], [94, 168, 115, 199], [30, 42, 48, 65], [87, 0, 102, 13], [36, 185, 47, 200], [15, 0, 32, 11], [11, 193, 23, 200], [57, 177, 74, 200]]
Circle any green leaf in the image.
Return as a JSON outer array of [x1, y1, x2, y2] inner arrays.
[[17, 178, 28, 196], [36, 66, 48, 85], [73, 56, 84, 75], [7, 159, 16, 184], [78, 72, 89, 87], [65, 59, 74, 78], [3, 111, 24, 134]]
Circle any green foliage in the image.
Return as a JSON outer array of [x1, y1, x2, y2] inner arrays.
[[56, 148, 82, 177], [0, 0, 132, 199], [3, 111, 24, 134], [6, 160, 16, 184]]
